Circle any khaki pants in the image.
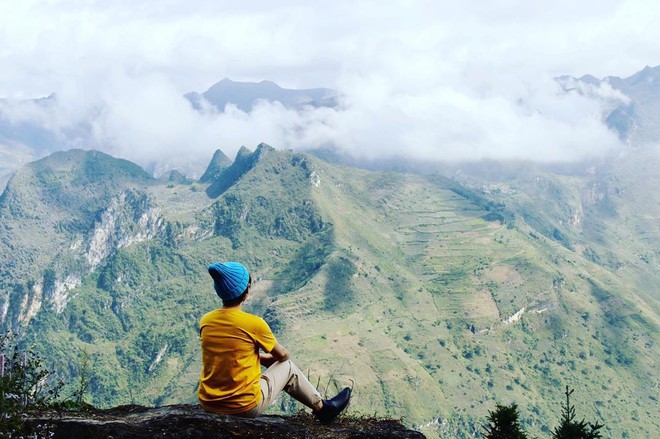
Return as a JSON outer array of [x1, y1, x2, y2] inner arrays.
[[237, 360, 322, 418]]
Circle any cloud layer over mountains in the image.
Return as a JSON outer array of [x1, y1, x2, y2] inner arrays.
[[1, 0, 658, 173]]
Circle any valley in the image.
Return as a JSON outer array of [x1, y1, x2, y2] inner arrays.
[[0, 144, 657, 438]]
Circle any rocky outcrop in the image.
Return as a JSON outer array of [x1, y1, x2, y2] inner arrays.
[[0, 150, 159, 327], [84, 188, 165, 269], [199, 149, 232, 183], [26, 405, 425, 439], [206, 144, 272, 198]]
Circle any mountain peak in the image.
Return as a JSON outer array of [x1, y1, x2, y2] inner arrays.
[[23, 149, 150, 183], [235, 145, 253, 161], [204, 144, 284, 198], [0, 150, 151, 211], [186, 79, 337, 113], [199, 149, 232, 183], [625, 64, 660, 85], [255, 142, 275, 154], [205, 146, 257, 198], [577, 74, 600, 86]]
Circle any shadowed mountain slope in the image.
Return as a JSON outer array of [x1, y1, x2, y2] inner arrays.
[[199, 149, 232, 184]]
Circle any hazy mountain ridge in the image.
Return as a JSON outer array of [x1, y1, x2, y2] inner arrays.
[[558, 64, 660, 144], [3, 65, 659, 188], [184, 78, 338, 113], [0, 79, 338, 188], [0, 144, 657, 438]]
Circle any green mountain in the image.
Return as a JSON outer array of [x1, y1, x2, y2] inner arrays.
[[199, 149, 232, 184], [0, 150, 155, 318], [0, 145, 657, 438]]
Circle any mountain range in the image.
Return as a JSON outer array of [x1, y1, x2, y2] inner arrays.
[[0, 67, 659, 438], [0, 78, 338, 190], [0, 139, 657, 438], [184, 78, 338, 113], [3, 65, 660, 188], [558, 65, 660, 145]]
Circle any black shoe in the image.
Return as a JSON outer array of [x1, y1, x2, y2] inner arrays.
[[315, 387, 352, 424]]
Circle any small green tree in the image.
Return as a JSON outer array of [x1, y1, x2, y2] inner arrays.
[[1, 331, 61, 437], [73, 349, 91, 406], [51, 348, 95, 412], [483, 403, 529, 439], [552, 386, 604, 439]]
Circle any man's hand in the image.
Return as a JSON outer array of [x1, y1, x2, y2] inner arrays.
[[259, 352, 276, 367], [260, 343, 290, 368], [270, 343, 289, 362]]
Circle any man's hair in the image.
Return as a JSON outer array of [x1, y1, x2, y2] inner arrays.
[[222, 276, 251, 307]]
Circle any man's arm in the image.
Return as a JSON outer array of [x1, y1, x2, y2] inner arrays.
[[259, 342, 289, 367]]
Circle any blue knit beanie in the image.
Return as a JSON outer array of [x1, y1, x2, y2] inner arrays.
[[208, 262, 250, 301]]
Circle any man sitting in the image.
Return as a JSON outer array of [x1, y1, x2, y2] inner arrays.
[[198, 261, 351, 424]]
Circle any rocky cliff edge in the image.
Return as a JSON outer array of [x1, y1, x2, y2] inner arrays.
[[26, 404, 425, 438]]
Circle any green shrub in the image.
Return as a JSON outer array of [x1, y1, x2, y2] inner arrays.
[[1, 332, 62, 437], [483, 403, 529, 439], [552, 386, 603, 439]]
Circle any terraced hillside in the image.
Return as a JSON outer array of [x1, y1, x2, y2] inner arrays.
[[0, 146, 657, 438], [257, 159, 658, 438]]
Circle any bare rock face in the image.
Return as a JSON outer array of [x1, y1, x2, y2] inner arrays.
[[27, 404, 426, 439], [84, 188, 165, 270]]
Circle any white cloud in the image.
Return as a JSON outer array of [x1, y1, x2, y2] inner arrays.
[[0, 0, 658, 172]]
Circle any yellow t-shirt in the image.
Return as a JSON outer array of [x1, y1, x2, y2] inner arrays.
[[198, 308, 277, 414]]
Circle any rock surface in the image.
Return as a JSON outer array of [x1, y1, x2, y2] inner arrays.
[[27, 404, 426, 439]]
